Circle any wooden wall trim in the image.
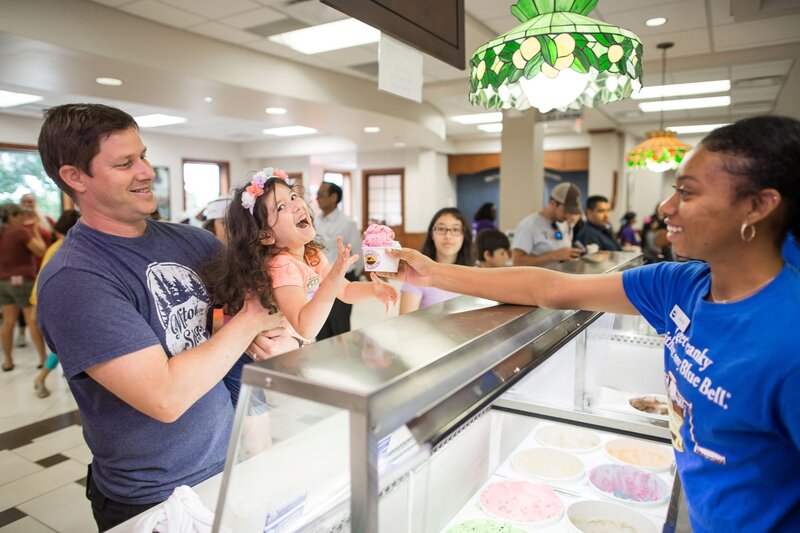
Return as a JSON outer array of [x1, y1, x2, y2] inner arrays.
[[448, 149, 589, 175], [448, 153, 500, 175]]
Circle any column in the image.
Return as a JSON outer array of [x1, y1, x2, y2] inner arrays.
[[588, 129, 625, 221], [499, 111, 545, 232]]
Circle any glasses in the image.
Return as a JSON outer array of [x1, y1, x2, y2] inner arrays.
[[551, 221, 563, 240], [433, 226, 464, 236]]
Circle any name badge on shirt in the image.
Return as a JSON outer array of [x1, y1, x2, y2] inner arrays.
[[669, 304, 690, 332]]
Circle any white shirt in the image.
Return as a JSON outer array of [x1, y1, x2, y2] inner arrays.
[[315, 208, 362, 274]]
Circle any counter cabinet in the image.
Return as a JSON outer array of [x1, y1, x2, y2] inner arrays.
[[212, 252, 681, 532]]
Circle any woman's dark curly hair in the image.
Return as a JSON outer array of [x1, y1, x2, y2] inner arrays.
[[700, 115, 800, 245], [201, 177, 322, 314], [420, 207, 476, 266]]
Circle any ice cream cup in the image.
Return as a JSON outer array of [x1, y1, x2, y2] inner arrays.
[[363, 241, 400, 273]]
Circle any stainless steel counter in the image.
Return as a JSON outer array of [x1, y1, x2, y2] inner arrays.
[[233, 251, 642, 531]]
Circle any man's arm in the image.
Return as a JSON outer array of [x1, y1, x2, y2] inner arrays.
[[85, 298, 285, 423], [512, 247, 582, 266]]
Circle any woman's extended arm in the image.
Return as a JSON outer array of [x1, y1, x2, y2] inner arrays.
[[388, 247, 638, 315]]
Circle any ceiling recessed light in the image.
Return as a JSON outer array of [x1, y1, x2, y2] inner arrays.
[[639, 96, 731, 112], [0, 89, 43, 108], [265, 107, 287, 115], [262, 125, 318, 137], [452, 112, 503, 125], [364, 126, 380, 133], [478, 123, 503, 133], [95, 77, 123, 86], [134, 114, 187, 128], [667, 123, 730, 134], [203, 96, 214, 103], [268, 18, 379, 55], [632, 80, 730, 100], [645, 17, 667, 27], [394, 142, 406, 148]]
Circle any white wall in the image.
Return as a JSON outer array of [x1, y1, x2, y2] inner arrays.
[[140, 131, 246, 220], [0, 114, 41, 146]]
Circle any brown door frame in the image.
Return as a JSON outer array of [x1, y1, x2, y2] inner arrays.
[[362, 168, 405, 235]]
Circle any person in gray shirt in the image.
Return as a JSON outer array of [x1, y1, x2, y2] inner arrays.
[[512, 182, 584, 266]]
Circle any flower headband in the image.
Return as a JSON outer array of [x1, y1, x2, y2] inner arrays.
[[241, 167, 289, 214]]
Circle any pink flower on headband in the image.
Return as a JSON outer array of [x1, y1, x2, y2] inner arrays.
[[241, 166, 288, 214]]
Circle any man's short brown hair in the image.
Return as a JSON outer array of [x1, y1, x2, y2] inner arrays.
[[37, 103, 138, 199]]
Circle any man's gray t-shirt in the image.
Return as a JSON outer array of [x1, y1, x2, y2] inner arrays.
[[511, 213, 570, 255], [37, 220, 231, 505]]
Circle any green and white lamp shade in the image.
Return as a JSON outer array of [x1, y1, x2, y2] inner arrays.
[[626, 130, 691, 172], [469, 0, 643, 113]]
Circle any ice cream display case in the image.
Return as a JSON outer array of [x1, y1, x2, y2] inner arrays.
[[212, 251, 683, 533]]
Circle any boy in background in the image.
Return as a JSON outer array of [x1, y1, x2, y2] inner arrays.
[[476, 229, 511, 268]]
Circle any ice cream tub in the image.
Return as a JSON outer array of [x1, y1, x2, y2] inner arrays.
[[604, 438, 674, 472], [587, 464, 670, 506], [534, 424, 601, 454], [510, 447, 585, 483], [362, 224, 401, 273], [446, 518, 527, 533], [566, 500, 659, 533], [477, 479, 564, 527]]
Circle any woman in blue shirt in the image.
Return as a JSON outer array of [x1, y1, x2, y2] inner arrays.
[[388, 116, 800, 532]]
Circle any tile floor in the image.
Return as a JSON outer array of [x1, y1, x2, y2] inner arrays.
[[0, 293, 400, 532]]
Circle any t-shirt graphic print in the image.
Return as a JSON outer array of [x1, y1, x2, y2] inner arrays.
[[146, 262, 211, 356]]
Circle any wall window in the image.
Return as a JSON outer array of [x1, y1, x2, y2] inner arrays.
[[0, 144, 64, 218], [363, 169, 403, 231], [183, 159, 229, 218]]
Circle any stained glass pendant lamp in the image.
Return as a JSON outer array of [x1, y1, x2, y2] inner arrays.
[[626, 42, 691, 172], [469, 0, 643, 113]]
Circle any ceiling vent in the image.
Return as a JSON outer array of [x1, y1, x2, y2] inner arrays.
[[733, 76, 783, 89], [731, 100, 773, 112]]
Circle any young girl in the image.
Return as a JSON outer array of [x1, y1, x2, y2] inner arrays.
[[399, 207, 475, 314], [204, 168, 397, 343]]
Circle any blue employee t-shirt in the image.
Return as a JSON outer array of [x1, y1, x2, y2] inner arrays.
[[623, 261, 800, 532], [37, 220, 234, 505], [784, 233, 800, 269]]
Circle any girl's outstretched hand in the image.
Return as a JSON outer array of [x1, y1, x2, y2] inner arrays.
[[329, 235, 360, 285], [369, 272, 399, 313], [384, 247, 435, 287]]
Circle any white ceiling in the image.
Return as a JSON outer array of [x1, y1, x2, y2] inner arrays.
[[1, 0, 799, 153]]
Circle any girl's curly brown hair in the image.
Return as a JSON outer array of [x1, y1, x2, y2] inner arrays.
[[201, 178, 323, 315]]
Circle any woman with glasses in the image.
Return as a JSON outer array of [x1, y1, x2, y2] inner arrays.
[[399, 207, 475, 314]]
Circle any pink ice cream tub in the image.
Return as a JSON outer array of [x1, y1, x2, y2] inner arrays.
[[362, 224, 401, 273], [587, 464, 670, 506]]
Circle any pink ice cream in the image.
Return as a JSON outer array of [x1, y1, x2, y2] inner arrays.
[[362, 224, 395, 247], [478, 480, 563, 524], [362, 224, 400, 272]]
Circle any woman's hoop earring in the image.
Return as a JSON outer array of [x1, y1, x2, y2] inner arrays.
[[740, 222, 756, 242]]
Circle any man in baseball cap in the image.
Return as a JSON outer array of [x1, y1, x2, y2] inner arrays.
[[511, 182, 584, 265]]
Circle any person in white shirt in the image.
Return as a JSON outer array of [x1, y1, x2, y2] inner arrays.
[[314, 182, 363, 339], [511, 182, 584, 266]]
